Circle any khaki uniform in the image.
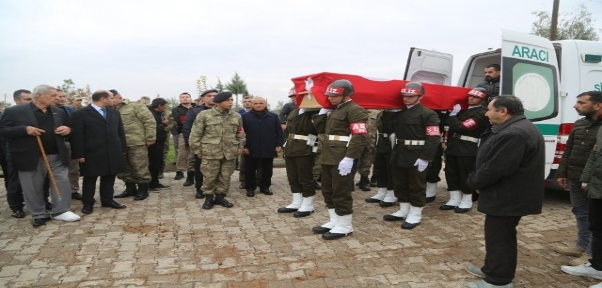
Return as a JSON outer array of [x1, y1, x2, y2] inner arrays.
[[313, 100, 368, 215], [190, 107, 245, 195], [161, 108, 174, 173], [357, 109, 379, 176], [444, 106, 488, 194], [284, 109, 319, 198], [390, 104, 440, 207], [115, 100, 156, 184]]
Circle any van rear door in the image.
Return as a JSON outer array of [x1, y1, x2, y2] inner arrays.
[[403, 48, 453, 84], [501, 29, 560, 121]]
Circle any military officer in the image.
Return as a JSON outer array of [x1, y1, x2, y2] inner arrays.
[[354, 109, 379, 191], [311, 79, 369, 240], [189, 92, 245, 210], [112, 90, 156, 201], [365, 109, 400, 206], [385, 82, 440, 229], [440, 87, 489, 213], [277, 96, 320, 218]]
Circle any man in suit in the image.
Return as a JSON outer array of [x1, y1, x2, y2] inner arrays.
[[0, 85, 80, 227], [70, 90, 128, 215]]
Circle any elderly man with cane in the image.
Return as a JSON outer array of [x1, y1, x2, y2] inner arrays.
[[0, 85, 80, 227]]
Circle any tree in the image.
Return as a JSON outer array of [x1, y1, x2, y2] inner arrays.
[[57, 79, 92, 105], [531, 4, 600, 40], [214, 77, 224, 92], [196, 76, 207, 96], [225, 72, 249, 106]]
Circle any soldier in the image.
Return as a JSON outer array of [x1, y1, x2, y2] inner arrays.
[[439, 88, 489, 213], [424, 111, 447, 203], [112, 90, 156, 201], [138, 96, 151, 106], [311, 79, 368, 240], [159, 106, 175, 179], [189, 92, 245, 210], [67, 96, 84, 110], [354, 109, 379, 191], [384, 82, 440, 229], [278, 96, 319, 217], [365, 109, 400, 206], [183, 89, 218, 199]]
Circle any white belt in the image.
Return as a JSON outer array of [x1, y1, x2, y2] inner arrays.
[[378, 133, 389, 137], [328, 135, 351, 142], [290, 134, 308, 140], [454, 134, 479, 143], [396, 139, 425, 146]]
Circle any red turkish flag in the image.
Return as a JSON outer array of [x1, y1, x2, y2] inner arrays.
[[291, 72, 473, 110]]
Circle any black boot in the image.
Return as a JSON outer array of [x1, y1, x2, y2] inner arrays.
[[215, 193, 233, 208], [359, 175, 371, 191], [174, 171, 184, 180], [183, 171, 194, 186], [134, 183, 149, 201], [195, 187, 204, 199], [369, 175, 377, 187], [115, 182, 137, 198], [202, 194, 215, 210]]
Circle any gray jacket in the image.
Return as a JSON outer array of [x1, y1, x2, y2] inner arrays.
[[580, 125, 602, 199]]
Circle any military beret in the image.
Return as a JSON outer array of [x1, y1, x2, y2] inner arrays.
[[201, 89, 218, 97], [213, 91, 233, 103]]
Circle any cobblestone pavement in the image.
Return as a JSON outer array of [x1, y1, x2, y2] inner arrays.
[[0, 167, 596, 287]]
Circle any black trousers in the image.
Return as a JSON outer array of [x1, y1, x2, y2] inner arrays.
[[373, 152, 393, 190], [148, 140, 165, 186], [193, 156, 203, 189], [444, 154, 476, 194], [483, 214, 521, 285], [82, 175, 116, 205], [284, 155, 316, 198], [321, 164, 355, 215], [244, 157, 273, 191], [426, 144, 443, 183], [391, 165, 427, 207], [589, 198, 602, 270]]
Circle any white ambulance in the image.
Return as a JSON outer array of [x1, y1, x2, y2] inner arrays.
[[403, 29, 602, 190]]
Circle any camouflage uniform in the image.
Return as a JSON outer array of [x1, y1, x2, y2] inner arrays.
[[115, 99, 156, 184], [189, 107, 245, 195], [357, 109, 379, 175], [160, 108, 175, 175]]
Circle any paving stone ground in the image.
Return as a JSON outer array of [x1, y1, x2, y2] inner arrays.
[[0, 167, 597, 287]]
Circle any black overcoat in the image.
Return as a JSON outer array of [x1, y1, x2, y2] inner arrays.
[[70, 105, 127, 176]]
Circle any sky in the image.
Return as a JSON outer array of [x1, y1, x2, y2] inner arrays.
[[1, 0, 601, 106]]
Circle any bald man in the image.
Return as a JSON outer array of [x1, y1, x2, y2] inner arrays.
[[241, 97, 284, 196]]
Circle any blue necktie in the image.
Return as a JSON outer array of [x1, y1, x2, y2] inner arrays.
[[101, 108, 107, 119]]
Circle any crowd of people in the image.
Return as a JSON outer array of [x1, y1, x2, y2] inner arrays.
[[2, 65, 602, 287]]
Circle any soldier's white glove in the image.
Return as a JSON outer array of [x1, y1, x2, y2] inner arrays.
[[389, 133, 397, 150], [450, 104, 461, 116], [414, 158, 429, 172], [319, 108, 332, 115], [338, 157, 354, 176], [299, 108, 305, 115]]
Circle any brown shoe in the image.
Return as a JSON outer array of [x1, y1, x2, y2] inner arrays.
[[554, 245, 585, 257], [569, 254, 591, 266]]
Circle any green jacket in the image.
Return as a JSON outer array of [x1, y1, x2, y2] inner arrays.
[[189, 106, 245, 160], [390, 104, 440, 167], [283, 109, 319, 157], [115, 100, 156, 146], [558, 116, 602, 181], [580, 121, 602, 199]]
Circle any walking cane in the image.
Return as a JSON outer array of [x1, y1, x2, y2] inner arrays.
[[36, 135, 62, 202]]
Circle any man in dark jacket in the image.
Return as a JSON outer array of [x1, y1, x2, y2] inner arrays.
[[147, 98, 170, 191], [71, 90, 128, 215], [0, 85, 80, 227], [476, 64, 500, 104], [241, 97, 284, 197], [465, 95, 545, 288], [555, 91, 602, 265]]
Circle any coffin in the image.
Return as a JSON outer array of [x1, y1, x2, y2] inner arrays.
[[291, 72, 475, 110]]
